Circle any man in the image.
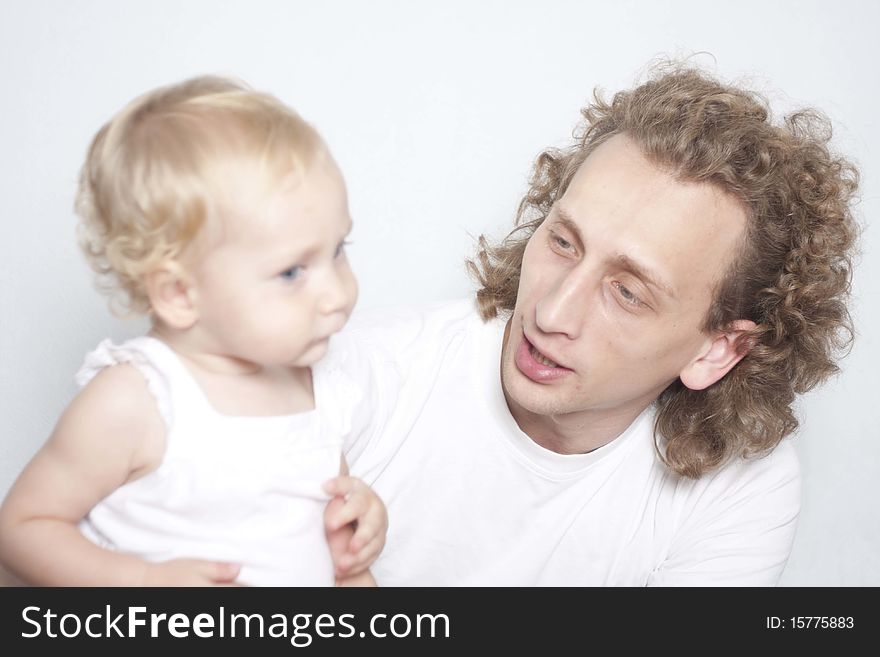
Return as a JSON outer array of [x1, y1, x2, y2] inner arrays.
[[330, 65, 859, 585]]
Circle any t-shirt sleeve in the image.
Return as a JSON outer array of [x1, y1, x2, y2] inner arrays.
[[646, 440, 802, 586], [319, 327, 397, 469], [324, 303, 442, 480]]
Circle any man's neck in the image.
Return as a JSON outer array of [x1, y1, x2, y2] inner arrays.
[[504, 391, 649, 455]]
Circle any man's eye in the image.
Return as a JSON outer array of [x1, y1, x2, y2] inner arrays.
[[549, 232, 575, 254], [555, 236, 573, 250], [279, 265, 303, 281], [612, 281, 642, 306]]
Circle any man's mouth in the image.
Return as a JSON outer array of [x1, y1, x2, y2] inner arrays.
[[514, 332, 572, 383], [528, 343, 559, 368]]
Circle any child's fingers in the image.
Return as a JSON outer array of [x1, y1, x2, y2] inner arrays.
[[324, 495, 347, 528], [353, 535, 385, 566], [326, 501, 365, 531], [326, 495, 369, 532], [350, 511, 385, 551], [322, 475, 364, 497], [349, 492, 387, 550], [335, 551, 358, 575], [324, 497, 354, 540], [202, 561, 241, 583], [339, 535, 385, 575]]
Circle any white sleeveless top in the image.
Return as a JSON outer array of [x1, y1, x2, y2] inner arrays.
[[75, 336, 360, 586]]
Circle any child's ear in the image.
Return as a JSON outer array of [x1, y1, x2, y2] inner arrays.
[[679, 320, 756, 391], [145, 261, 199, 329]]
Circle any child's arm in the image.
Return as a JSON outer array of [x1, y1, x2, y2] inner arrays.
[[323, 457, 387, 586], [0, 364, 240, 586]]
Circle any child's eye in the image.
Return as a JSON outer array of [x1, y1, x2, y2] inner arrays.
[[335, 240, 351, 258], [279, 265, 303, 281]]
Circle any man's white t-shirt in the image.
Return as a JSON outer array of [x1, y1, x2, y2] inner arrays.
[[327, 298, 801, 586]]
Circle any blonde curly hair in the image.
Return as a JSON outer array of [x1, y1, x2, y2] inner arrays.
[[75, 75, 322, 316], [468, 65, 860, 478]]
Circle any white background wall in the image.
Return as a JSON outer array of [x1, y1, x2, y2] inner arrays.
[[1, 0, 877, 585]]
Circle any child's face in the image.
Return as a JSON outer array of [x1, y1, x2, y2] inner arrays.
[[188, 155, 358, 368]]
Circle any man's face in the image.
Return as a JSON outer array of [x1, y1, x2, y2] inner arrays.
[[501, 133, 748, 423]]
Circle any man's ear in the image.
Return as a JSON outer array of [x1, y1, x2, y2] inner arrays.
[[145, 261, 199, 330], [679, 320, 756, 391]]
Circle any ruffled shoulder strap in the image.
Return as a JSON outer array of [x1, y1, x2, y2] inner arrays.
[[75, 337, 173, 429]]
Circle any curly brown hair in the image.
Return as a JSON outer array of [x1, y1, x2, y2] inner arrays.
[[467, 65, 860, 478]]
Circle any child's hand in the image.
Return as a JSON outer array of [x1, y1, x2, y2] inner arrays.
[[323, 476, 387, 578], [141, 559, 243, 586]]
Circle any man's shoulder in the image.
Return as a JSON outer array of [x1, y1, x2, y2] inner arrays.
[[350, 297, 479, 328], [681, 438, 801, 511], [346, 297, 483, 350], [728, 438, 800, 487]]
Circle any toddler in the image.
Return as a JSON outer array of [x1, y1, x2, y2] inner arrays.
[[0, 76, 385, 586]]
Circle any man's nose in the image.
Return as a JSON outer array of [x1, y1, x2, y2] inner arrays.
[[534, 266, 591, 339]]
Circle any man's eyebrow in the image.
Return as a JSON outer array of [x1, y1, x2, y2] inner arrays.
[[611, 254, 677, 300], [552, 207, 585, 249], [552, 206, 676, 300]]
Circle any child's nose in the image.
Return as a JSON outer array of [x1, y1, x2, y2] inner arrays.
[[317, 266, 354, 316]]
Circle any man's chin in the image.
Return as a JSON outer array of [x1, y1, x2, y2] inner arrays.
[[502, 364, 572, 418]]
